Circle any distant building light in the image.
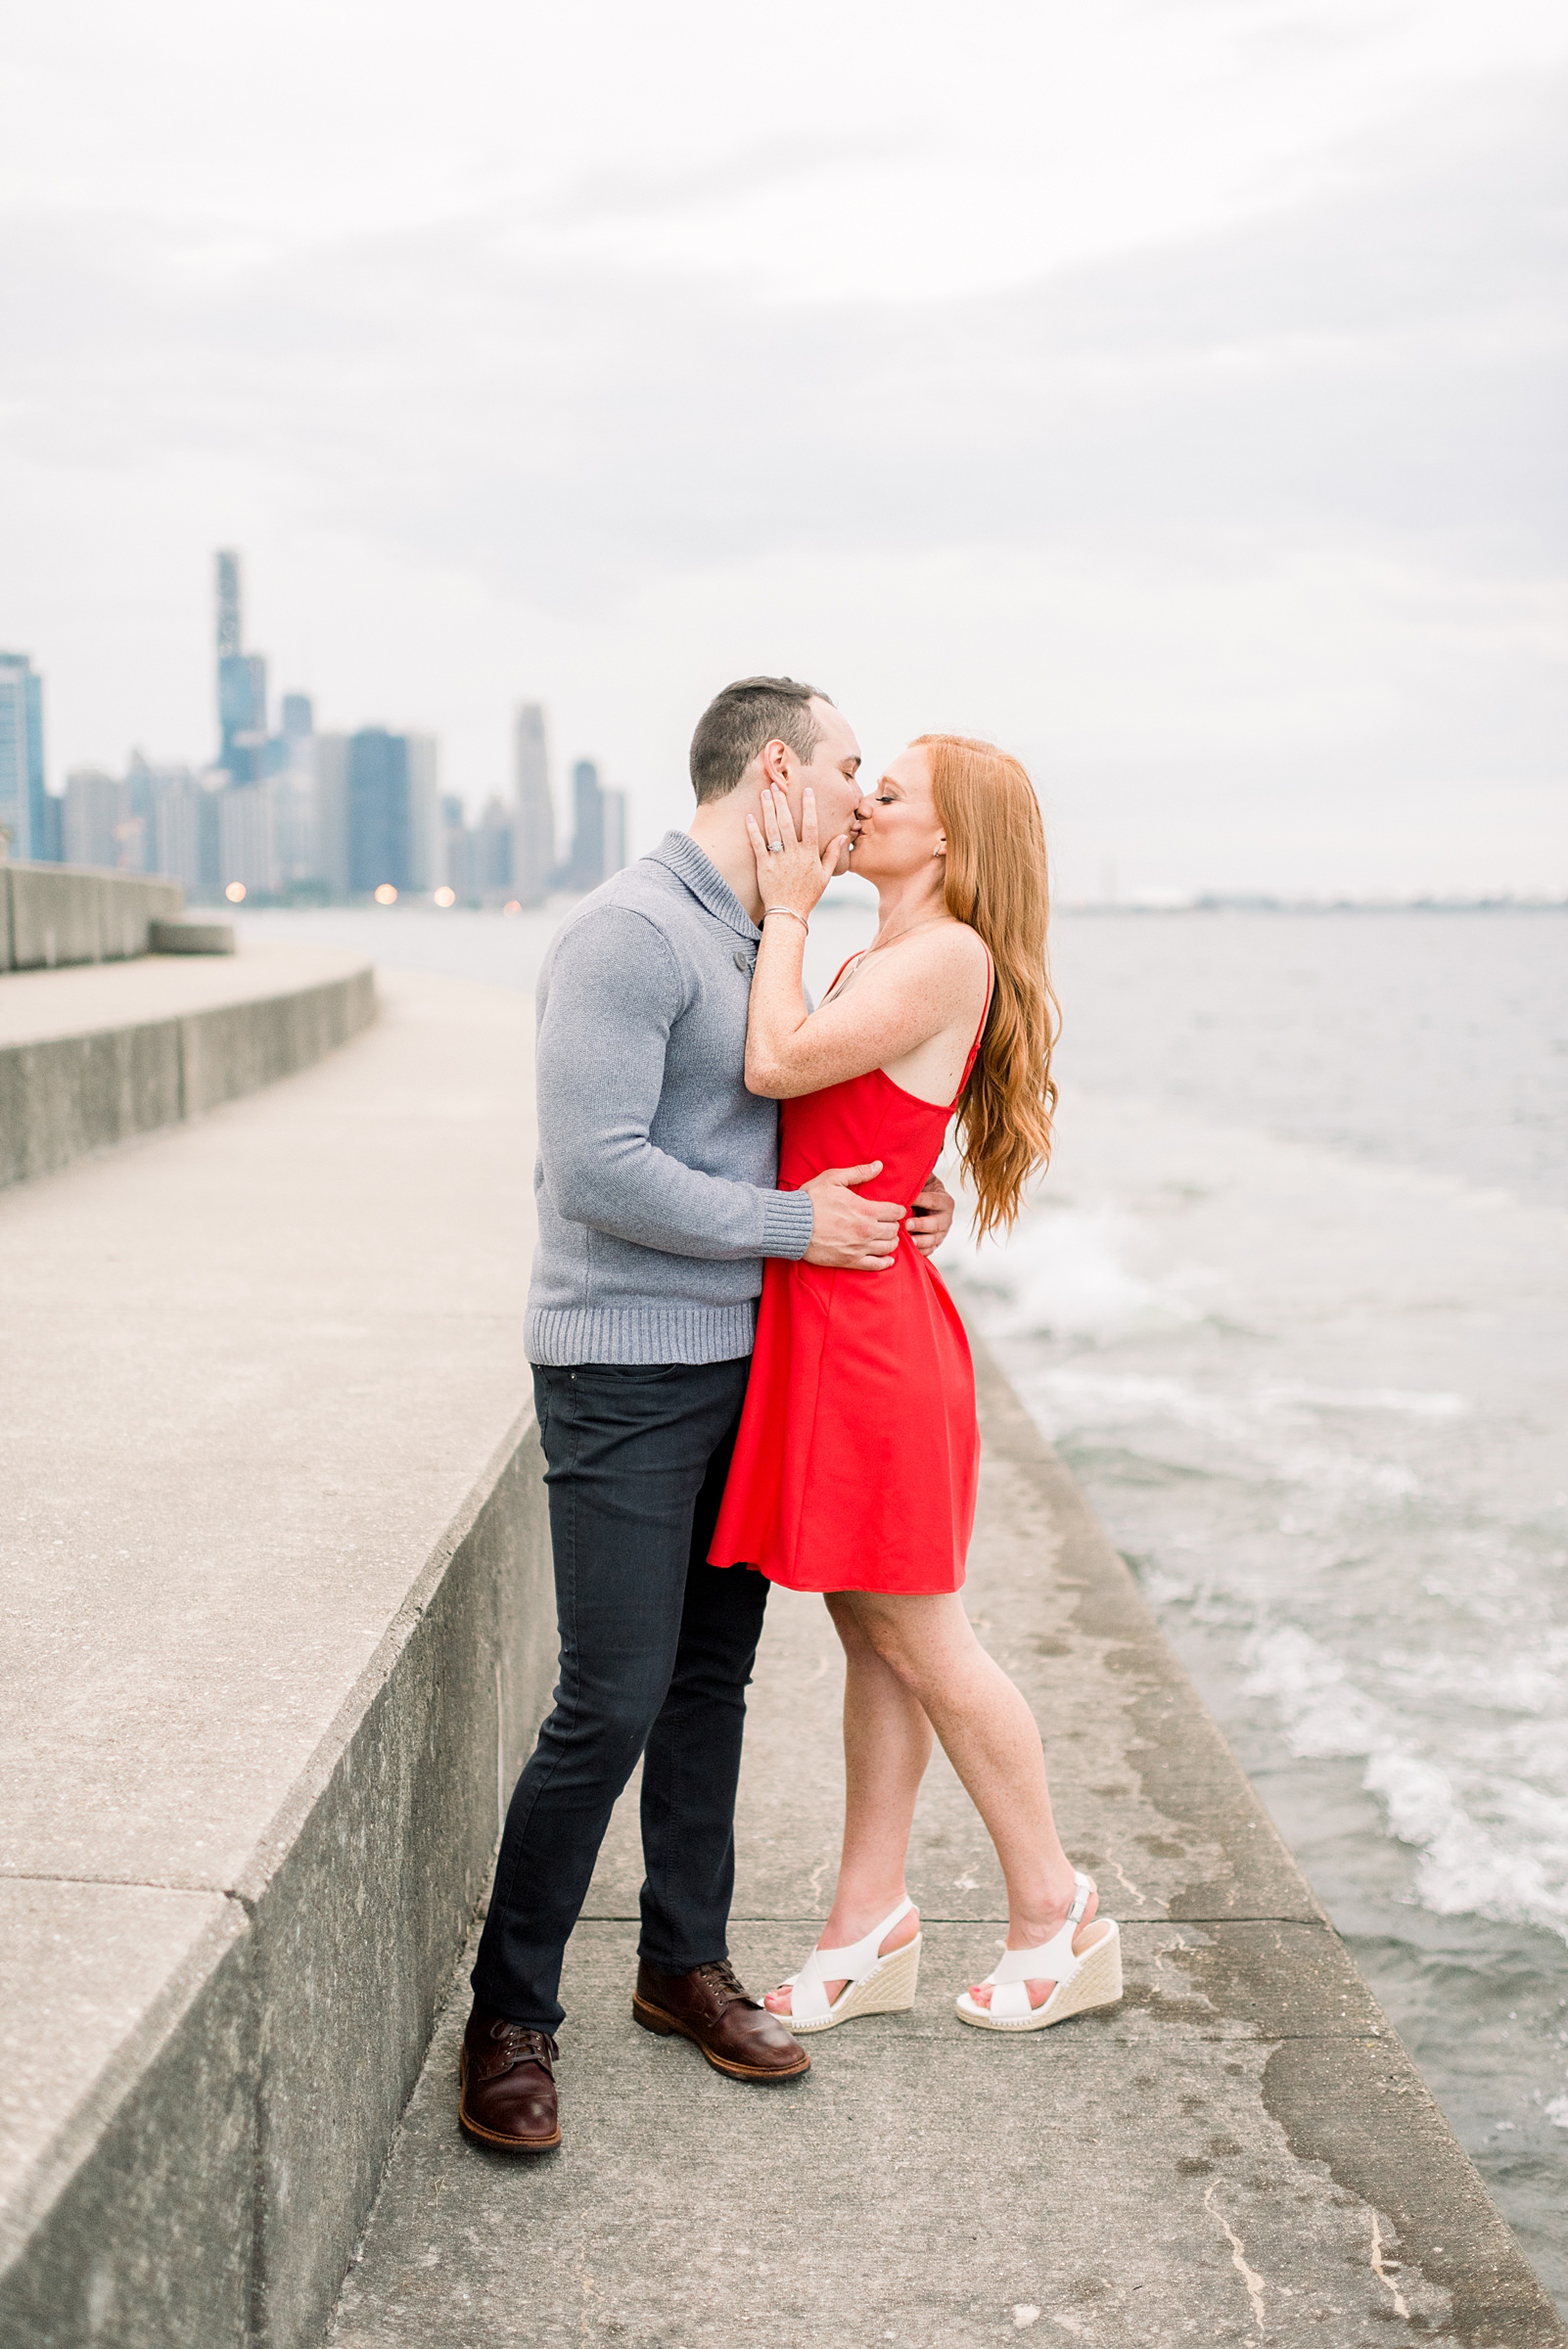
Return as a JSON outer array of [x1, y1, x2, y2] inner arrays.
[[374, 883, 398, 905], [503, 899, 522, 917], [434, 886, 456, 908], [224, 881, 247, 902]]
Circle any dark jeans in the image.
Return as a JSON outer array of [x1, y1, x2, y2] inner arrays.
[[471, 1357, 767, 2033]]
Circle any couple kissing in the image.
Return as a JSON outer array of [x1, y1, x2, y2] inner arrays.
[[459, 675, 1123, 2154]]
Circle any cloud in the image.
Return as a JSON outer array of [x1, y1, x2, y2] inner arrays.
[[3, 66, 1560, 614], [0, 33, 1561, 887]]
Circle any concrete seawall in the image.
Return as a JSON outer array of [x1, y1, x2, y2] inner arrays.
[[0, 944, 379, 1187], [0, 969, 550, 2349], [1, 863, 185, 972]]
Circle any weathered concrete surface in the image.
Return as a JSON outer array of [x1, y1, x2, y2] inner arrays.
[[0, 969, 553, 2349], [149, 917, 235, 954], [0, 1884, 254, 2349], [2, 864, 184, 971], [0, 943, 377, 1186], [329, 1345, 1564, 2349]]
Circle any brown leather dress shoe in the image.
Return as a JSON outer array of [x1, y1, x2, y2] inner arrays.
[[458, 2003, 561, 2152], [632, 1958, 810, 2082]]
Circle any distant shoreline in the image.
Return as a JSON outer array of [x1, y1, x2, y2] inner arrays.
[[1054, 895, 1568, 915]]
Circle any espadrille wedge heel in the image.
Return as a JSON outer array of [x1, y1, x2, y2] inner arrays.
[[954, 1871, 1122, 2033], [776, 1898, 922, 2034]]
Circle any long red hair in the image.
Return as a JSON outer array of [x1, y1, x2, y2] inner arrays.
[[914, 734, 1059, 1238]]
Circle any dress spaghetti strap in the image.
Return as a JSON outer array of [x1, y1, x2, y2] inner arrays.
[[952, 946, 993, 1104]]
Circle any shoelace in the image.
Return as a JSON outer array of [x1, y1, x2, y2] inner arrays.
[[491, 2023, 558, 2068], [692, 1959, 756, 2008]]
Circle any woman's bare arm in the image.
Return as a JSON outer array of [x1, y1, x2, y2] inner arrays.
[[743, 786, 989, 1100], [746, 923, 985, 1098]]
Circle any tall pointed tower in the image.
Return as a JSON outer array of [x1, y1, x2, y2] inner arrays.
[[214, 550, 267, 781], [512, 702, 556, 905]]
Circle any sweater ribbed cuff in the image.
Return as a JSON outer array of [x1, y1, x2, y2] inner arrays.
[[761, 1188, 814, 1262]]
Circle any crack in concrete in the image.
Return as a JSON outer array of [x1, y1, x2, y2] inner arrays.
[[1104, 1853, 1144, 1900], [1204, 2181, 1268, 2333], [1370, 2211, 1411, 2322]]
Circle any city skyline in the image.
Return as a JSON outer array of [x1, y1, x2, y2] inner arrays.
[[5, 551, 631, 902]]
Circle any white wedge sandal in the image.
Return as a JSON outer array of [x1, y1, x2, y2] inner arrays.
[[954, 1872, 1123, 2032], [777, 1898, 923, 2034]]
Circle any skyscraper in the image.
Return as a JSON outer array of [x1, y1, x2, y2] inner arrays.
[[215, 548, 240, 660], [602, 786, 628, 882], [346, 728, 441, 895], [312, 735, 351, 898], [512, 702, 555, 904], [64, 769, 123, 870], [404, 736, 440, 892], [348, 730, 407, 894], [0, 651, 48, 862], [558, 759, 629, 892], [149, 769, 206, 888], [561, 760, 604, 890], [476, 795, 514, 893], [121, 753, 156, 873], [219, 781, 279, 898], [214, 550, 268, 781], [264, 694, 319, 887]]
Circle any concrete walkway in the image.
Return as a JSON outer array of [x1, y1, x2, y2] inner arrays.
[[327, 1356, 1564, 2349], [0, 966, 552, 2349]]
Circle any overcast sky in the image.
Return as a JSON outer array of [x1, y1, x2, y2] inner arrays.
[[2, 0, 1564, 897]]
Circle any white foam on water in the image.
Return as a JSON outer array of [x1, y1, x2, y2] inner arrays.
[[1262, 1383, 1470, 1420], [1373, 1754, 1568, 1939], [1014, 1361, 1431, 1498], [941, 1204, 1202, 1343], [961, 1132, 1568, 1953], [1240, 1626, 1568, 1940], [1017, 1366, 1251, 1444], [1383, 1639, 1568, 1717]]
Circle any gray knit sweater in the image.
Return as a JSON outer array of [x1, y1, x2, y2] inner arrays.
[[525, 832, 815, 1364]]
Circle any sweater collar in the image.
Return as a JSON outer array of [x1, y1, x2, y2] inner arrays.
[[649, 831, 760, 943]]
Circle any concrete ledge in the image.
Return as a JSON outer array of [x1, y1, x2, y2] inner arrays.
[[0, 1890, 254, 2348], [2, 865, 185, 972], [0, 969, 547, 2349], [149, 919, 235, 955], [0, 1438, 552, 2349], [0, 945, 378, 1187], [242, 1418, 554, 2349]]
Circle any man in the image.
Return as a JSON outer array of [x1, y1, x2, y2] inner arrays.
[[459, 677, 955, 2151]]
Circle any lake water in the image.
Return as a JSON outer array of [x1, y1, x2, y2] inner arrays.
[[240, 895, 1568, 2302]]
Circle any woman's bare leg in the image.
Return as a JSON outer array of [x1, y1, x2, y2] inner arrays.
[[840, 1589, 1099, 2008], [764, 1595, 929, 2015]]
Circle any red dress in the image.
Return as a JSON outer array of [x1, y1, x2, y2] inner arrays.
[[709, 960, 991, 1595]]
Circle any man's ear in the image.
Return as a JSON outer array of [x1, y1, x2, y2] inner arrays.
[[759, 736, 794, 790]]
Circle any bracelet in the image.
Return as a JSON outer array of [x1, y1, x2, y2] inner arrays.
[[761, 907, 809, 934]]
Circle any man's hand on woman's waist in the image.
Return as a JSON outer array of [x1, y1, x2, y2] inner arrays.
[[797, 1165, 955, 1269], [801, 1163, 904, 1270]]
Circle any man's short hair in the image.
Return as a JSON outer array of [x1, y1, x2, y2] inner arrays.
[[689, 676, 833, 805]]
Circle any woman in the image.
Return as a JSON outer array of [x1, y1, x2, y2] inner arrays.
[[709, 734, 1122, 2034]]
